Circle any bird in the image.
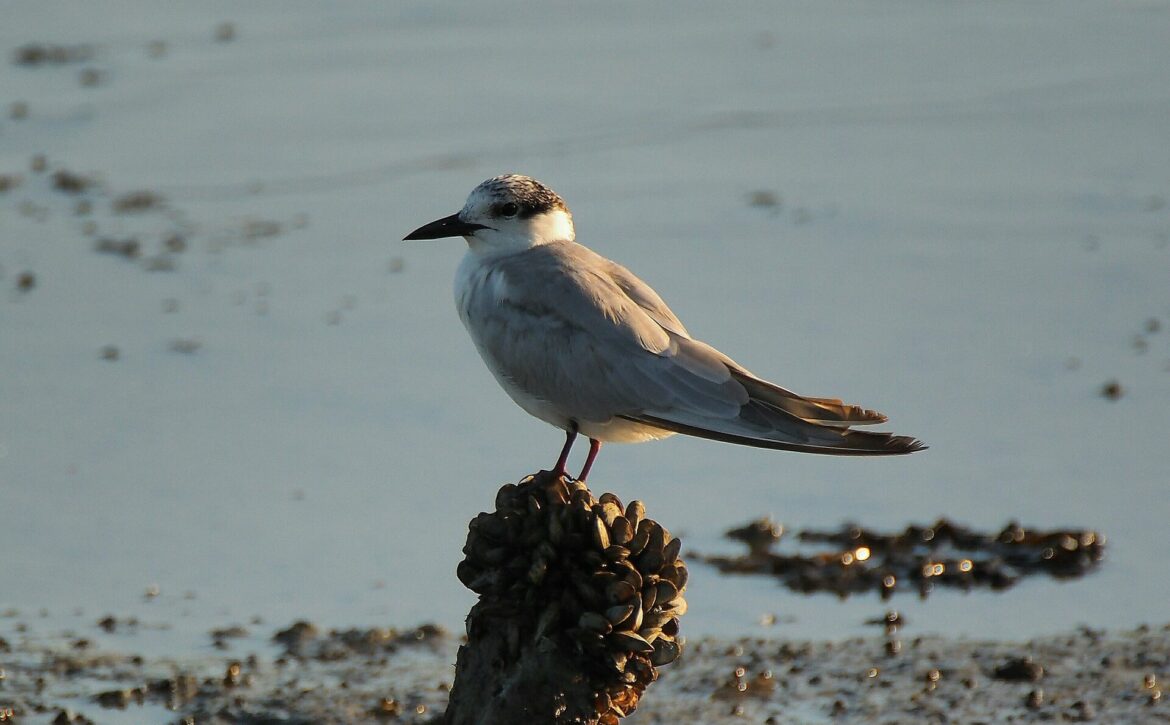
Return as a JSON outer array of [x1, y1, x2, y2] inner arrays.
[[404, 174, 924, 482]]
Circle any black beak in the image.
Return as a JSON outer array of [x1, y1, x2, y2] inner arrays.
[[403, 212, 488, 241]]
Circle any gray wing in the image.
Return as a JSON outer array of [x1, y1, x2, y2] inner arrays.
[[479, 242, 924, 456], [602, 256, 893, 427]]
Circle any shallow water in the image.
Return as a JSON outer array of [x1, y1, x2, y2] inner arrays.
[[3, 1, 1169, 654]]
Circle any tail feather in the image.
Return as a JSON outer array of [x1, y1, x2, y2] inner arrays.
[[626, 412, 925, 456], [729, 369, 888, 427]]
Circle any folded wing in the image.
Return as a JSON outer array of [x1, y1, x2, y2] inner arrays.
[[481, 242, 925, 456]]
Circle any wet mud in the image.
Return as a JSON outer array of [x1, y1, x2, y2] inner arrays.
[[1, 616, 1167, 724]]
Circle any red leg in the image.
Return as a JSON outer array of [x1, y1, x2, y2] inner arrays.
[[552, 425, 578, 479], [576, 438, 602, 482]]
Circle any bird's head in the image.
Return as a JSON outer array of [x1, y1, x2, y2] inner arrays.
[[404, 174, 575, 254]]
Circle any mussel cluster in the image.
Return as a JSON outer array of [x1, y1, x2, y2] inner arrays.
[[700, 517, 1105, 600], [457, 470, 688, 722]]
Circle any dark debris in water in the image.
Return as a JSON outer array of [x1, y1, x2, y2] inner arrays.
[[0, 621, 451, 724], [697, 518, 1105, 600], [272, 620, 447, 661], [13, 43, 95, 66], [94, 237, 141, 259], [111, 190, 165, 213], [726, 517, 783, 556], [993, 655, 1045, 682], [51, 169, 95, 194], [1101, 379, 1125, 400]]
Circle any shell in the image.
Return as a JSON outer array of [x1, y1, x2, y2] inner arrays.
[[638, 627, 662, 644], [494, 483, 517, 509], [640, 584, 657, 612], [456, 560, 479, 588], [607, 594, 643, 632], [663, 537, 682, 566], [598, 492, 624, 510], [572, 572, 602, 607], [549, 478, 571, 504], [592, 515, 611, 550], [521, 522, 546, 547], [662, 616, 680, 637], [629, 526, 650, 556], [571, 489, 592, 509], [581, 549, 605, 569], [607, 652, 628, 674], [594, 690, 613, 713], [655, 579, 679, 606], [547, 511, 565, 546], [609, 697, 629, 718], [605, 602, 636, 627], [579, 611, 613, 634], [527, 558, 548, 585], [592, 570, 619, 587], [612, 560, 643, 590], [606, 579, 636, 605], [638, 524, 667, 572], [535, 540, 556, 562], [603, 545, 631, 563], [608, 630, 654, 654], [661, 561, 688, 590], [480, 546, 510, 566], [624, 596, 644, 632], [597, 501, 623, 527], [625, 500, 646, 527], [472, 512, 506, 542], [535, 602, 560, 640], [610, 516, 633, 546], [636, 551, 664, 575], [641, 609, 673, 631], [650, 638, 681, 666]]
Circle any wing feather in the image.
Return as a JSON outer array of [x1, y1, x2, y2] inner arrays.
[[467, 241, 923, 456]]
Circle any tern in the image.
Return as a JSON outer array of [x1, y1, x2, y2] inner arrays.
[[405, 175, 924, 481]]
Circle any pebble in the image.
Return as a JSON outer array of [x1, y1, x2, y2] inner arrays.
[[1101, 379, 1124, 400], [1025, 688, 1045, 709], [993, 656, 1044, 682]]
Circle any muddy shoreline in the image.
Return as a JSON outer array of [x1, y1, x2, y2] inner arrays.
[[2, 617, 1166, 724]]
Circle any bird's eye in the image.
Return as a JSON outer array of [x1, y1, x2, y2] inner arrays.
[[499, 202, 519, 218]]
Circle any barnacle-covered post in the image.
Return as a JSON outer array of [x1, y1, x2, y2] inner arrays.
[[444, 470, 688, 725]]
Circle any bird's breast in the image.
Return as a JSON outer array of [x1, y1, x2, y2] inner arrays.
[[455, 253, 507, 328]]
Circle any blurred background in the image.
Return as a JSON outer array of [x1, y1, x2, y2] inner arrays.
[[2, 1, 1168, 654]]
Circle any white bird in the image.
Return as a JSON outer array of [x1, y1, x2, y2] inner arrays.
[[405, 175, 924, 481]]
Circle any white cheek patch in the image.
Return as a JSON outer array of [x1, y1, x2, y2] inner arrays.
[[530, 210, 575, 244]]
